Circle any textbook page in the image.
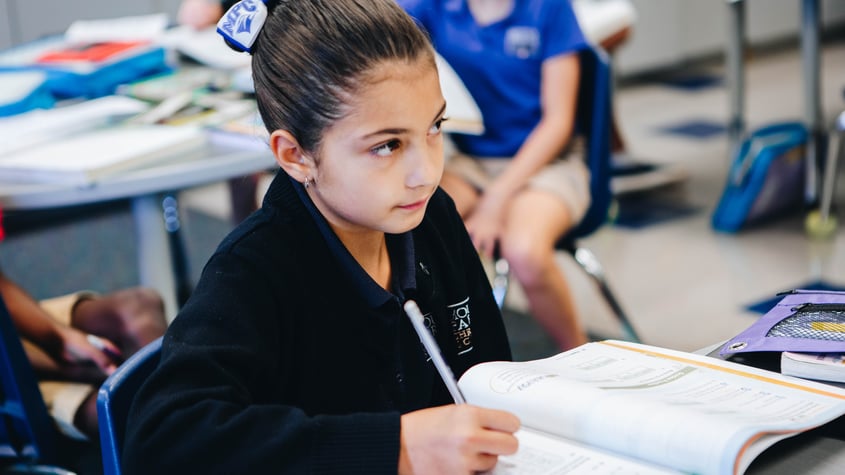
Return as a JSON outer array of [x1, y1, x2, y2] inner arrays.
[[486, 428, 680, 475], [458, 340, 845, 475]]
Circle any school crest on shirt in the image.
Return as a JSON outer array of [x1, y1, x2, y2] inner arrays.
[[449, 297, 474, 355], [504, 26, 540, 59]]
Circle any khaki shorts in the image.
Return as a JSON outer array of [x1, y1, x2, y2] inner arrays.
[[36, 292, 97, 441], [445, 139, 591, 224]]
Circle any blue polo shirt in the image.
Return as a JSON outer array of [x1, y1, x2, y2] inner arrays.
[[399, 0, 588, 157]]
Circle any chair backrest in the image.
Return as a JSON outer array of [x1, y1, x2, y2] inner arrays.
[[96, 336, 162, 475], [565, 46, 613, 241], [0, 292, 59, 466]]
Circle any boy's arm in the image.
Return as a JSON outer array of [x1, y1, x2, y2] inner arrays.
[[0, 269, 63, 348], [0, 268, 117, 375]]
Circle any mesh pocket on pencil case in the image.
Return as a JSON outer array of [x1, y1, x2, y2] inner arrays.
[[767, 303, 845, 341]]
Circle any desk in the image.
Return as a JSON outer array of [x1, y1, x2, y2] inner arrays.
[[726, 0, 823, 203], [0, 141, 276, 319]]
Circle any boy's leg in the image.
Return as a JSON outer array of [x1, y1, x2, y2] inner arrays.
[[36, 288, 166, 439], [69, 287, 166, 355]]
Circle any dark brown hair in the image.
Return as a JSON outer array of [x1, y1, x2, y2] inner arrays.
[[252, 0, 435, 154]]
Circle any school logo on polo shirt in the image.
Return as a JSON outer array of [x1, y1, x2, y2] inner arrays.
[[449, 297, 474, 355], [504, 27, 540, 59]]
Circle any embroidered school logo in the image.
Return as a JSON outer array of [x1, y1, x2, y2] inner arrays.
[[449, 297, 474, 355], [419, 311, 438, 361], [504, 27, 540, 59]]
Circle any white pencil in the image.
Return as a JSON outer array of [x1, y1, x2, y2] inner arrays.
[[403, 300, 466, 404]]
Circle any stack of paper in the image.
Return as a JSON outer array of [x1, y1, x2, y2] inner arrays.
[[160, 26, 252, 70], [0, 95, 150, 157], [0, 124, 206, 186], [0, 71, 53, 116]]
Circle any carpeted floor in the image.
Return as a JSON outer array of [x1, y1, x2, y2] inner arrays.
[[0, 200, 231, 302]]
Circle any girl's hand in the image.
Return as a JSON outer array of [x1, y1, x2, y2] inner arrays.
[[398, 404, 520, 475], [58, 326, 121, 376]]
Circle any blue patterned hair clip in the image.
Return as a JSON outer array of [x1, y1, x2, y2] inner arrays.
[[216, 0, 269, 54]]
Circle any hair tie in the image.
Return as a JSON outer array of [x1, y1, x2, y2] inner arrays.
[[216, 0, 269, 54]]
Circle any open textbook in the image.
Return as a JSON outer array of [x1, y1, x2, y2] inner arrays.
[[457, 340, 845, 475]]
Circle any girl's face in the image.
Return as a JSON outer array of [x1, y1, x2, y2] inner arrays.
[[306, 57, 446, 241]]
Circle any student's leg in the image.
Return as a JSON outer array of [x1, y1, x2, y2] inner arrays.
[[37, 289, 165, 438], [499, 189, 587, 350]]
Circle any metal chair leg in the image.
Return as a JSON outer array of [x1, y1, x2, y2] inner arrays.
[[162, 194, 193, 308], [490, 247, 639, 343], [492, 257, 510, 310], [572, 247, 641, 343], [805, 110, 845, 239]]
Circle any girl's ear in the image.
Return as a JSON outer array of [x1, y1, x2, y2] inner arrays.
[[269, 130, 313, 184]]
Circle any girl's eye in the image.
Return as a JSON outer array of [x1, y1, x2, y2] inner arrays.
[[429, 116, 449, 136], [371, 139, 401, 157]]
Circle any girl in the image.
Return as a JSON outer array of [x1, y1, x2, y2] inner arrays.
[[399, 0, 591, 349], [123, 0, 519, 473]]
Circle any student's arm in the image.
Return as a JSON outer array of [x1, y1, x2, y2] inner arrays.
[[467, 53, 580, 255], [0, 269, 118, 375]]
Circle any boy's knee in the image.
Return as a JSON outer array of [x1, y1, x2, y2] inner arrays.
[[115, 287, 167, 337], [73, 287, 166, 352], [120, 287, 165, 317]]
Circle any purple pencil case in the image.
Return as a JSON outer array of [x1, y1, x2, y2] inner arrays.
[[720, 290, 845, 357]]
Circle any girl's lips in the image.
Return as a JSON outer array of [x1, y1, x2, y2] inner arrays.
[[399, 199, 427, 211]]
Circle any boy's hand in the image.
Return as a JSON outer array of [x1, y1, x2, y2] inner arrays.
[[399, 404, 520, 475], [59, 326, 121, 376]]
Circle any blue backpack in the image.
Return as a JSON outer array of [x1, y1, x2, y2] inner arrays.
[[712, 122, 808, 232]]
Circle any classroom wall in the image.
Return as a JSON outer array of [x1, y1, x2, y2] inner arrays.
[[1, 0, 843, 76], [1, 0, 182, 46], [0, 0, 13, 51], [615, 0, 845, 76]]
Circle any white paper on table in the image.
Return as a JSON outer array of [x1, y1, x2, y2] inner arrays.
[[0, 96, 151, 157], [64, 14, 170, 44], [159, 26, 252, 70]]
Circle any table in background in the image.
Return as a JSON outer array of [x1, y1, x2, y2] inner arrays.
[[0, 141, 275, 320]]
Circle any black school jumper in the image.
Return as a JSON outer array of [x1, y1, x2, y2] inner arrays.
[[123, 172, 512, 474]]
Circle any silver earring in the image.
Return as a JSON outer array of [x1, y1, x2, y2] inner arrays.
[[303, 177, 311, 188]]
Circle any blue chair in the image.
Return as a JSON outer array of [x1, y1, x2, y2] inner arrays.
[[0, 294, 75, 474], [491, 46, 640, 343], [96, 336, 162, 475]]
